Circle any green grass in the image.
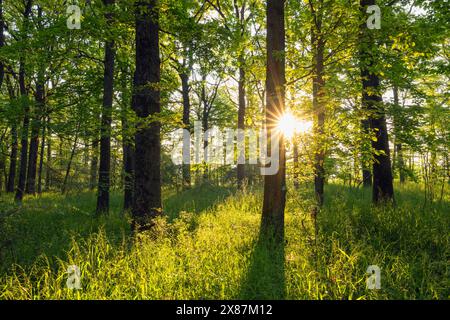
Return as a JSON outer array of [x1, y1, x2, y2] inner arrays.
[[0, 183, 448, 299]]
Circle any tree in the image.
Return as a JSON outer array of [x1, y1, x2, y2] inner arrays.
[[96, 0, 116, 215], [359, 0, 394, 203], [261, 0, 286, 241], [132, 0, 162, 229], [14, 0, 33, 203]]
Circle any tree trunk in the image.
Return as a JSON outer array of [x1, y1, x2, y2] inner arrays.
[[44, 116, 51, 191], [90, 138, 98, 190], [361, 119, 373, 187], [201, 81, 209, 181], [360, 0, 394, 203], [311, 19, 325, 207], [0, 0, 5, 90], [37, 115, 46, 194], [180, 71, 191, 189], [26, 76, 44, 195], [121, 73, 134, 212], [61, 125, 80, 195], [14, 0, 33, 203], [131, 0, 162, 229], [96, 0, 116, 215], [15, 61, 30, 203], [6, 77, 18, 193], [261, 0, 286, 242], [293, 137, 299, 189], [393, 85, 405, 183], [237, 65, 246, 189], [7, 124, 18, 193]]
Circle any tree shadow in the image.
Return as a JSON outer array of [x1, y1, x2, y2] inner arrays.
[[238, 229, 286, 299], [164, 183, 235, 231]]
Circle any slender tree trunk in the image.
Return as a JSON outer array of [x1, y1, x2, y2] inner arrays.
[[14, 0, 33, 203], [15, 61, 30, 203], [131, 0, 162, 229], [44, 116, 51, 191], [90, 138, 98, 190], [201, 82, 209, 181], [393, 85, 405, 183], [0, 0, 5, 90], [96, 0, 116, 215], [312, 21, 326, 207], [293, 136, 299, 189], [37, 115, 46, 194], [26, 76, 44, 195], [7, 125, 18, 193], [121, 72, 134, 211], [360, 0, 394, 203], [180, 71, 191, 189], [237, 65, 246, 189], [6, 77, 18, 193], [261, 0, 286, 242], [61, 125, 80, 195]]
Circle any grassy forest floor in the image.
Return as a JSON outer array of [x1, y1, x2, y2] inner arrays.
[[0, 183, 448, 300]]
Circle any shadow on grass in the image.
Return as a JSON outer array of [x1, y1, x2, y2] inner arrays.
[[164, 183, 235, 232], [238, 230, 286, 300]]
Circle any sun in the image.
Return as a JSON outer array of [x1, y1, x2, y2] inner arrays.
[[277, 110, 312, 138]]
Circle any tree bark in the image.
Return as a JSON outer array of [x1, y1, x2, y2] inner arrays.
[[293, 137, 299, 189], [361, 119, 373, 187], [360, 0, 394, 203], [90, 138, 98, 190], [237, 65, 246, 189], [261, 0, 286, 242], [180, 71, 191, 189], [6, 77, 18, 193], [0, 0, 5, 90], [37, 115, 46, 194], [96, 0, 116, 215], [393, 85, 405, 183], [311, 16, 326, 207], [61, 124, 80, 195], [121, 71, 134, 211], [15, 61, 30, 202], [44, 116, 51, 191], [14, 0, 33, 203], [131, 0, 162, 229], [26, 76, 44, 195]]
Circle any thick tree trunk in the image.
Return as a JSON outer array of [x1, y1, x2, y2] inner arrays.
[[360, 0, 394, 203], [361, 119, 373, 187], [237, 65, 246, 189], [131, 0, 162, 229], [96, 0, 116, 215], [261, 0, 286, 242], [180, 71, 191, 189]]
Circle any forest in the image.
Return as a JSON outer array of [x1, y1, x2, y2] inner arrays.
[[0, 0, 448, 301]]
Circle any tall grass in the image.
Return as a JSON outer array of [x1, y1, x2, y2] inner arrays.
[[0, 183, 448, 299]]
